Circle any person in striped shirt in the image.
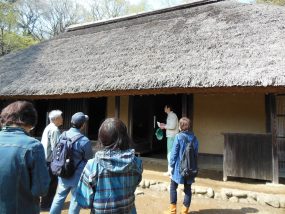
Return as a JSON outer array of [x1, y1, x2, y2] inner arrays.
[[76, 118, 143, 214]]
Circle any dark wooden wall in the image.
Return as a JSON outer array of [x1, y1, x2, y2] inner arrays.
[[34, 98, 106, 140], [223, 133, 272, 181], [276, 95, 285, 175]]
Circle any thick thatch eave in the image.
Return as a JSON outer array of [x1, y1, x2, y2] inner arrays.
[[0, 0, 285, 99]]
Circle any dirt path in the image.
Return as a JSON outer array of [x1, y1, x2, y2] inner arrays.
[[136, 188, 285, 214], [41, 187, 285, 214], [41, 160, 285, 213]]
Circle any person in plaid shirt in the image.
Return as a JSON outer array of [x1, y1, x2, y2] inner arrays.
[[76, 118, 143, 214]]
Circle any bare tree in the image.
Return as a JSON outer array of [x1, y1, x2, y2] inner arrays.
[[15, 0, 148, 40], [40, 0, 84, 38], [0, 0, 17, 3], [88, 0, 148, 21], [16, 0, 44, 40], [16, 0, 85, 40], [89, 0, 128, 21]]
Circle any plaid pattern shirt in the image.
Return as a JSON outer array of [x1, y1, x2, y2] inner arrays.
[[76, 149, 142, 214]]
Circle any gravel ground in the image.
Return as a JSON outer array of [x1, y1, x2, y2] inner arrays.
[[40, 161, 285, 214], [41, 187, 285, 214]]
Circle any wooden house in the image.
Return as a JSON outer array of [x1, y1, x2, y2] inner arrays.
[[0, 0, 284, 183]]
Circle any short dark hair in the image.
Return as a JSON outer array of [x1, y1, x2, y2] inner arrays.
[[0, 101, 38, 127], [165, 104, 173, 111], [98, 118, 131, 150], [179, 117, 191, 131], [71, 122, 82, 129]]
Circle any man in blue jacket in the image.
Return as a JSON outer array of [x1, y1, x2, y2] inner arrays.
[[50, 112, 93, 214]]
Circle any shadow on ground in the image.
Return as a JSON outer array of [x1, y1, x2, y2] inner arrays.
[[191, 207, 258, 214], [63, 201, 70, 210]]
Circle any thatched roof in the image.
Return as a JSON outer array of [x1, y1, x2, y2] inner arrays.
[[1, 0, 285, 99]]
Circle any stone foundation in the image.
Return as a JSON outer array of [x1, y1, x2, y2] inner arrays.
[[137, 179, 285, 209]]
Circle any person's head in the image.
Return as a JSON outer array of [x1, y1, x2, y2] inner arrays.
[[71, 112, 88, 129], [98, 118, 131, 150], [0, 101, 37, 132], [164, 104, 173, 113], [179, 117, 191, 132], [49, 110, 63, 127]]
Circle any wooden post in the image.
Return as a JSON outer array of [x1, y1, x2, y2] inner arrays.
[[83, 99, 88, 136], [188, 94, 194, 131], [128, 96, 133, 137], [115, 96, 120, 119], [182, 94, 187, 117], [265, 95, 271, 133], [269, 94, 279, 184], [223, 134, 228, 182]]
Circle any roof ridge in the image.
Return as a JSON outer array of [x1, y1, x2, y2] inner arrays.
[[67, 0, 224, 32]]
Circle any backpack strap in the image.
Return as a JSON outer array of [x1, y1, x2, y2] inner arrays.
[[181, 132, 190, 144], [70, 133, 84, 144], [60, 131, 67, 140], [69, 133, 85, 169], [181, 132, 196, 145]]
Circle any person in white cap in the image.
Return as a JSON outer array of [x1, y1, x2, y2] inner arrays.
[[50, 112, 93, 214], [41, 110, 63, 210]]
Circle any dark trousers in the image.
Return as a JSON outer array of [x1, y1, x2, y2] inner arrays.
[[170, 179, 192, 207], [41, 162, 58, 209]]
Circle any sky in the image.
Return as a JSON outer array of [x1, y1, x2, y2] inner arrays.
[[79, 0, 184, 10], [129, 0, 255, 9], [130, 0, 186, 9], [78, 0, 255, 14]]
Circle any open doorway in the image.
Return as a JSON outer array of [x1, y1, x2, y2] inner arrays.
[[131, 94, 182, 157]]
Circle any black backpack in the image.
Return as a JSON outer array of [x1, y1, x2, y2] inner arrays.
[[179, 135, 198, 179], [51, 132, 83, 178]]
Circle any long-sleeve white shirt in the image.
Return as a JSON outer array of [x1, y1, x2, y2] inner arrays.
[[41, 122, 61, 162], [165, 111, 179, 137]]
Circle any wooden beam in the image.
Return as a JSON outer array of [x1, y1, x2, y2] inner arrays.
[[269, 94, 279, 184], [3, 86, 285, 100], [115, 96, 120, 118]]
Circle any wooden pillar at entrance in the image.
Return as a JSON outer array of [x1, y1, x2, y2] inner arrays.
[[182, 94, 187, 117], [128, 96, 133, 137], [269, 94, 279, 184], [181, 94, 194, 131], [83, 99, 88, 136], [115, 96, 120, 119]]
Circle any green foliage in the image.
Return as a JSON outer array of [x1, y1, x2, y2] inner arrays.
[[0, 1, 38, 56], [0, 2, 17, 31], [4, 31, 38, 54]]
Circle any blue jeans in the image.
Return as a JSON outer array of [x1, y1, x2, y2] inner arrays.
[[50, 183, 80, 214], [170, 179, 192, 207]]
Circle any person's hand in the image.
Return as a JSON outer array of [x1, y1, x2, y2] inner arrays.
[[160, 123, 166, 129]]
